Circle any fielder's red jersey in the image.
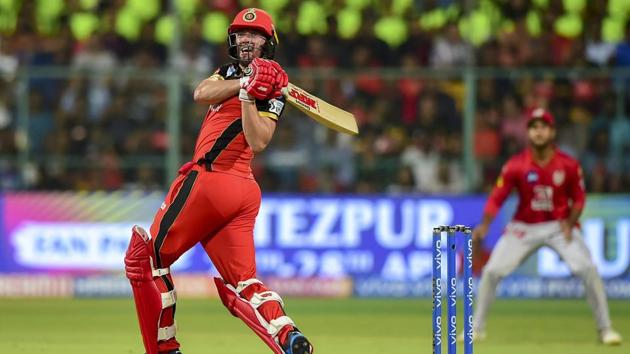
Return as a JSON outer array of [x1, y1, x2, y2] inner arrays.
[[192, 62, 286, 179], [484, 148, 585, 223]]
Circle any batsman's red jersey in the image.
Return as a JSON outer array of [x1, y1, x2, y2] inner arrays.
[[484, 148, 585, 223], [193, 63, 286, 178]]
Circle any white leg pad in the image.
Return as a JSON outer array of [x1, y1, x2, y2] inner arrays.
[[268, 316, 295, 336], [235, 278, 264, 293], [150, 257, 170, 277], [230, 278, 294, 338], [250, 291, 284, 308], [157, 322, 177, 341], [161, 290, 177, 309]]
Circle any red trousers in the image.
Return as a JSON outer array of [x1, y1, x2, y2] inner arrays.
[[148, 164, 287, 352]]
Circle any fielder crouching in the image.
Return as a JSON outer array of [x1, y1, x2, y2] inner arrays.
[[459, 108, 622, 345], [124, 8, 313, 354]]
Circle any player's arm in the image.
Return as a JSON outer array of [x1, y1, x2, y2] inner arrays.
[[239, 59, 288, 153], [241, 100, 276, 153], [193, 75, 240, 105], [561, 163, 586, 241], [474, 162, 516, 241]]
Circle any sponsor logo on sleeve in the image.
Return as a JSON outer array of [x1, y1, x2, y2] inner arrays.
[[268, 99, 284, 115], [226, 65, 236, 78], [496, 176, 504, 187]]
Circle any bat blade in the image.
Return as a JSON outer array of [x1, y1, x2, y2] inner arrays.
[[282, 82, 359, 135]]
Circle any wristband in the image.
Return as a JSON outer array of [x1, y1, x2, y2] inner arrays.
[[239, 88, 255, 103], [239, 76, 250, 89]]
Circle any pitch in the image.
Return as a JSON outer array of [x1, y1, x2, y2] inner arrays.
[[1, 298, 627, 353]]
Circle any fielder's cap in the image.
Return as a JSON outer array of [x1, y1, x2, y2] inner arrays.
[[527, 108, 555, 127]]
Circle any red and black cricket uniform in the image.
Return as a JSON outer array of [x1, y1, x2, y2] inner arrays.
[[148, 62, 286, 352]]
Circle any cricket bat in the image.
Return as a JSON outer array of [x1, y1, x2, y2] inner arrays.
[[282, 82, 359, 135]]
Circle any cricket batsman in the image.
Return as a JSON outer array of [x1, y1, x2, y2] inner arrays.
[[464, 108, 622, 345], [123, 8, 314, 354]]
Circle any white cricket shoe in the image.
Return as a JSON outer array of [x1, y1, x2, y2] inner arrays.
[[457, 329, 486, 342], [600, 328, 622, 345]]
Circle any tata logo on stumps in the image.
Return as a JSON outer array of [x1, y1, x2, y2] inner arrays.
[[289, 88, 318, 112]]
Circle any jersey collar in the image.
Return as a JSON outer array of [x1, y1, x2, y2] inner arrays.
[[526, 146, 558, 168]]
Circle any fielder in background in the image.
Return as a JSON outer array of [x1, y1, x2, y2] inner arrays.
[[124, 8, 313, 354], [463, 108, 622, 345]]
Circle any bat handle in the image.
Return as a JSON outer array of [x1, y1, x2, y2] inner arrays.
[[281, 86, 289, 97]]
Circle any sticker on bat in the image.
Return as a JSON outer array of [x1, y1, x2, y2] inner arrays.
[[288, 88, 319, 112]]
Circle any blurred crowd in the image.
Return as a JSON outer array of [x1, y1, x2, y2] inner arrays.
[[1, 0, 630, 193]]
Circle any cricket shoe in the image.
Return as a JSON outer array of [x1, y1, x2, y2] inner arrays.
[[457, 329, 486, 342], [147, 350, 182, 354], [600, 328, 622, 345], [282, 330, 313, 354]]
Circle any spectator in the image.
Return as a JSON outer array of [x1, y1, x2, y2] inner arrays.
[[430, 22, 471, 68], [499, 95, 527, 150], [608, 110, 630, 191], [386, 165, 415, 194], [0, 160, 20, 190], [397, 54, 423, 125], [583, 130, 611, 192], [131, 163, 161, 191], [174, 36, 213, 88], [72, 35, 116, 120], [316, 129, 356, 192], [401, 130, 439, 192], [263, 123, 310, 192], [27, 92, 54, 154], [497, 18, 534, 67], [615, 22, 630, 67], [73, 35, 117, 72], [422, 159, 466, 195], [0, 38, 18, 79], [0, 82, 12, 133], [585, 21, 615, 66]]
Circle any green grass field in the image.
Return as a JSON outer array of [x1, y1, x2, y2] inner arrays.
[[0, 298, 627, 354]]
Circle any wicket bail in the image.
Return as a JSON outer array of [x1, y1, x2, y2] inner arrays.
[[432, 225, 473, 354]]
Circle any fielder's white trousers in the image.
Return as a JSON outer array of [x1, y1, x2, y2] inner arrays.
[[473, 220, 612, 332]]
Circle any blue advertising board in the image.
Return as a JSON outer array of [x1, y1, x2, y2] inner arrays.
[[1, 193, 629, 298]]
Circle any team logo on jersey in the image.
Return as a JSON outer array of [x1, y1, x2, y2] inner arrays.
[[526, 170, 539, 183], [553, 170, 565, 186]]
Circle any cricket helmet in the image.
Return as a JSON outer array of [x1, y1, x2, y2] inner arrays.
[[228, 8, 279, 60]]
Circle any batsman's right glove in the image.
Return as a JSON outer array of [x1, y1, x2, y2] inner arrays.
[[265, 59, 288, 99], [239, 58, 276, 102]]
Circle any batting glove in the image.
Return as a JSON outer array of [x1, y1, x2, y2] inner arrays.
[[240, 58, 275, 101], [268, 60, 288, 99]]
